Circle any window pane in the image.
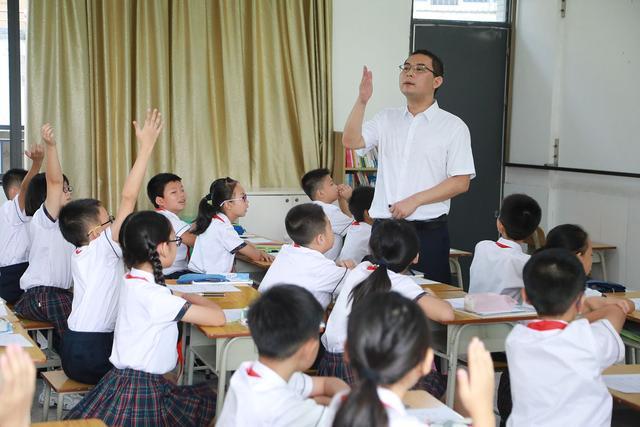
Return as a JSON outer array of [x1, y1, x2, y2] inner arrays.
[[413, 0, 508, 22]]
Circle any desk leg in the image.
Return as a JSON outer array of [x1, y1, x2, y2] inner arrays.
[[216, 337, 228, 418], [449, 258, 464, 288], [186, 324, 195, 385]]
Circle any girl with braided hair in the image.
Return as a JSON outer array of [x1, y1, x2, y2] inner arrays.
[[66, 210, 225, 426]]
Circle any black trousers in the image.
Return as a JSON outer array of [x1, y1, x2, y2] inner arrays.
[[373, 217, 451, 285], [62, 330, 114, 385], [0, 262, 28, 304]]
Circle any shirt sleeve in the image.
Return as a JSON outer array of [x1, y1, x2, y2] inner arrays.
[[288, 372, 315, 398], [32, 205, 58, 230], [591, 319, 625, 369], [220, 224, 247, 253], [329, 209, 352, 237], [393, 277, 426, 301], [446, 120, 476, 179], [145, 288, 188, 325]]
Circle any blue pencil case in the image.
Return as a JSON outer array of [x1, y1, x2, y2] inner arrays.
[[176, 274, 228, 284]]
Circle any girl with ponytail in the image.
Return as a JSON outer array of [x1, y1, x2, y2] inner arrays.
[[66, 211, 226, 426], [188, 177, 273, 273], [319, 220, 453, 394], [327, 292, 496, 427]]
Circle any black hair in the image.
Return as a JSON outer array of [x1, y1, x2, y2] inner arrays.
[[544, 224, 590, 256], [59, 199, 102, 247], [523, 248, 586, 316], [248, 285, 323, 359], [334, 292, 431, 427], [146, 173, 182, 208], [300, 168, 331, 200], [350, 220, 419, 307], [498, 194, 542, 241], [285, 203, 328, 246], [192, 177, 238, 235], [119, 211, 173, 286], [348, 186, 375, 222], [24, 173, 71, 217], [2, 168, 27, 199]]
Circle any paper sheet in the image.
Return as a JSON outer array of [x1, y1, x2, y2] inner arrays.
[[167, 283, 241, 294], [246, 237, 280, 244], [407, 406, 464, 424], [0, 333, 33, 347], [411, 276, 440, 285], [603, 374, 640, 393], [631, 298, 640, 311], [223, 309, 245, 323], [446, 298, 465, 310]]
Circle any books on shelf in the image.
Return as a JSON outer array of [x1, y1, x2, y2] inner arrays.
[[344, 172, 376, 187], [345, 148, 378, 169]]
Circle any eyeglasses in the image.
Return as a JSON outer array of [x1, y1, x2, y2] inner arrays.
[[86, 215, 115, 237], [63, 184, 74, 194], [219, 194, 248, 207], [167, 236, 182, 247], [399, 63, 438, 75]]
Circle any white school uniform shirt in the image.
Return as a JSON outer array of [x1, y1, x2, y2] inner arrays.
[[322, 261, 425, 354], [506, 318, 624, 427], [258, 244, 349, 309], [67, 228, 123, 333], [156, 209, 191, 275], [469, 237, 530, 299], [323, 387, 427, 427], [337, 221, 372, 263], [109, 268, 188, 374], [188, 213, 246, 273], [20, 205, 74, 290], [0, 194, 31, 266], [360, 101, 475, 221], [216, 361, 329, 427], [312, 200, 352, 260]]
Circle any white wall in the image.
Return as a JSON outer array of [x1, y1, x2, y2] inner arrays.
[[504, 166, 640, 290], [332, 0, 412, 130]]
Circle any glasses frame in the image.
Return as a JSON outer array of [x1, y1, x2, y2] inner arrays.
[[398, 63, 438, 76], [63, 184, 74, 194], [219, 194, 248, 207], [86, 215, 115, 237], [167, 236, 183, 247]]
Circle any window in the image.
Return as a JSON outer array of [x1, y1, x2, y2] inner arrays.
[[413, 0, 508, 22]]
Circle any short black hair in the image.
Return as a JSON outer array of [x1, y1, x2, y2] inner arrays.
[[2, 168, 27, 199], [285, 203, 328, 246], [523, 248, 586, 316], [248, 285, 323, 359], [301, 168, 331, 200], [409, 49, 444, 77], [498, 194, 542, 241], [544, 224, 590, 255], [348, 186, 375, 222], [59, 199, 103, 247], [24, 173, 70, 217], [146, 173, 182, 208]]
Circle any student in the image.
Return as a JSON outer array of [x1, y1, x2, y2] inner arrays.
[[319, 219, 453, 394], [0, 148, 44, 304], [0, 345, 36, 427], [301, 168, 353, 260], [469, 193, 541, 299], [147, 172, 195, 279], [506, 248, 634, 427], [216, 285, 349, 426], [189, 177, 272, 273], [338, 185, 375, 263], [258, 203, 354, 310], [325, 292, 496, 427], [57, 109, 163, 385], [13, 124, 74, 349], [66, 211, 226, 425]]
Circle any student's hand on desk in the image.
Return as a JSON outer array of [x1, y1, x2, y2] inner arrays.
[[336, 259, 356, 269], [0, 345, 36, 427], [358, 65, 373, 105], [133, 108, 164, 147], [338, 184, 353, 200], [457, 338, 495, 427], [258, 251, 275, 263], [608, 298, 636, 314], [41, 123, 56, 146], [25, 144, 44, 164], [389, 196, 419, 219]]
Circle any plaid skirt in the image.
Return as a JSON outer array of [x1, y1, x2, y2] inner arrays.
[[413, 364, 447, 399], [65, 367, 216, 426], [13, 286, 72, 347], [317, 351, 355, 385]]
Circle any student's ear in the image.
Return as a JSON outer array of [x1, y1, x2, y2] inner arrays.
[[412, 254, 420, 265], [433, 76, 444, 90], [363, 210, 372, 223], [521, 288, 531, 305], [299, 337, 320, 368], [575, 293, 586, 314], [156, 241, 170, 260], [496, 218, 506, 236], [420, 348, 434, 375], [155, 196, 165, 209], [315, 232, 326, 247]]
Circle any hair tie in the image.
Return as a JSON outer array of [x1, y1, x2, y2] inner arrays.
[[360, 366, 381, 383], [376, 260, 388, 268]]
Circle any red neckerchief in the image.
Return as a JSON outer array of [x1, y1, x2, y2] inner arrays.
[[495, 241, 511, 249], [246, 365, 261, 378], [213, 215, 225, 223], [125, 273, 150, 282], [526, 320, 568, 331]]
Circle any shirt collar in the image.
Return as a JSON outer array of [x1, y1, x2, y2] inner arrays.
[[213, 213, 231, 224], [376, 387, 406, 414], [126, 268, 155, 283], [496, 237, 524, 253], [402, 100, 440, 121], [246, 361, 288, 386], [156, 208, 179, 221]]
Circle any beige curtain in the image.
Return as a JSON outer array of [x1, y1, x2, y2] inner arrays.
[[27, 0, 333, 216]]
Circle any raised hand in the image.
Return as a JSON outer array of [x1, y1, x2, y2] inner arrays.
[[0, 345, 36, 427], [24, 144, 45, 163], [457, 338, 495, 426], [41, 123, 55, 146], [358, 66, 373, 105], [133, 108, 164, 147]]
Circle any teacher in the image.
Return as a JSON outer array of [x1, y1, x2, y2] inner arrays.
[[342, 49, 475, 284]]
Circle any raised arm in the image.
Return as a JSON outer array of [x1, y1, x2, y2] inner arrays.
[[41, 124, 65, 219], [342, 66, 372, 150], [17, 144, 44, 212], [457, 338, 496, 427], [111, 109, 164, 242]]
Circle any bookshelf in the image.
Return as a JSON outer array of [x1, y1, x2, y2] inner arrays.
[[333, 131, 378, 187]]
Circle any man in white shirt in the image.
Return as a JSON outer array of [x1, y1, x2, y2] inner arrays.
[[342, 49, 475, 284]]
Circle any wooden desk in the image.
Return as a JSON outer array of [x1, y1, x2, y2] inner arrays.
[[592, 242, 616, 281], [605, 291, 640, 324], [33, 420, 107, 427], [603, 364, 640, 411], [236, 235, 283, 270], [1, 306, 47, 364]]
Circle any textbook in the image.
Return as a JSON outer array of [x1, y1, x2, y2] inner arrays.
[[176, 273, 252, 285], [167, 283, 241, 294]]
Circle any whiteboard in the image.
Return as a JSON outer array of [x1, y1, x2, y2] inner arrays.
[[509, 0, 640, 174]]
